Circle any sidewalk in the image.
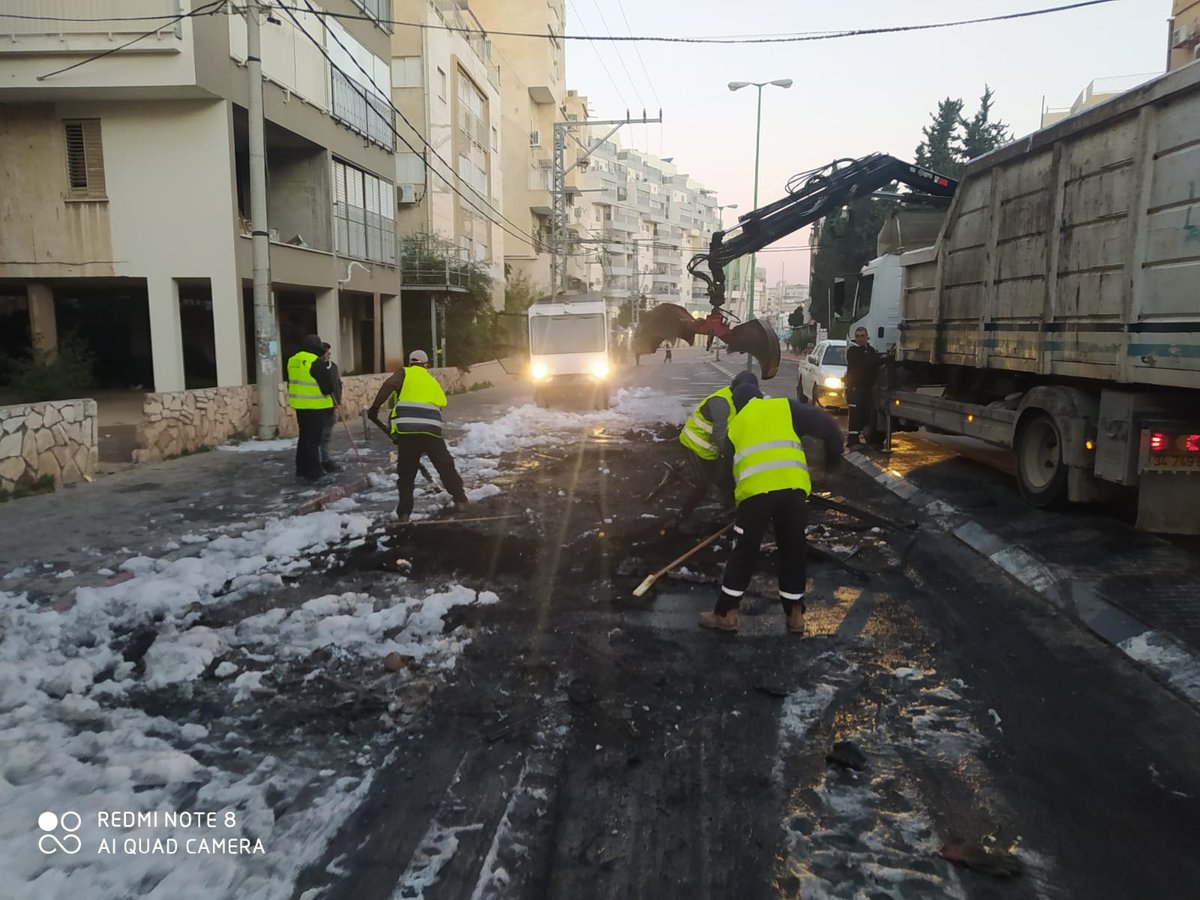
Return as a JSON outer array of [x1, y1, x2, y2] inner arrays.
[[0, 425, 389, 602]]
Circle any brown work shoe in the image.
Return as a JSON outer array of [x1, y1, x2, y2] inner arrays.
[[786, 607, 806, 635], [699, 609, 739, 632]]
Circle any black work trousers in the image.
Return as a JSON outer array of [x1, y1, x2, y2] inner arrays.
[[294, 408, 328, 480], [394, 433, 467, 517], [716, 489, 808, 616], [846, 384, 870, 443], [679, 451, 733, 519]]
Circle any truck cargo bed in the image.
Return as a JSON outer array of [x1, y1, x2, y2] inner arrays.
[[899, 63, 1200, 391]]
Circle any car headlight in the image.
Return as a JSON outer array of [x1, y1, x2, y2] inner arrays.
[[531, 363, 548, 381], [823, 376, 843, 389], [590, 360, 609, 379]]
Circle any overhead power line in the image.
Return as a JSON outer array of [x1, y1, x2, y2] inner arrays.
[[3, 1, 1121, 45]]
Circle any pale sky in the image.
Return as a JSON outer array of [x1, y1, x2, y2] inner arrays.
[[564, 0, 1168, 287]]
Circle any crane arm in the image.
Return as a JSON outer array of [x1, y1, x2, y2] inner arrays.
[[692, 153, 958, 307]]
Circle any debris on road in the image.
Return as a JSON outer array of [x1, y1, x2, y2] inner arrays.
[[939, 840, 1024, 877]]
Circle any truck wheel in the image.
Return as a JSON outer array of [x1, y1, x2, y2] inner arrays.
[[595, 386, 611, 410], [1016, 413, 1068, 508], [534, 386, 548, 408]]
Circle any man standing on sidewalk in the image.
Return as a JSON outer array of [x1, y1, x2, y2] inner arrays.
[[699, 383, 844, 635], [845, 326, 882, 447], [287, 334, 336, 483], [367, 349, 469, 524], [318, 342, 344, 473]]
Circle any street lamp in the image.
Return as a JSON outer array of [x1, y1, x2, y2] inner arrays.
[[716, 202, 738, 226], [728, 78, 792, 344]]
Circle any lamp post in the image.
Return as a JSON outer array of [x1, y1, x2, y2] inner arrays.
[[728, 78, 792, 335]]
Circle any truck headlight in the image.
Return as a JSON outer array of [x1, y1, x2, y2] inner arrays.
[[590, 360, 609, 379], [823, 376, 843, 389], [531, 363, 548, 381]]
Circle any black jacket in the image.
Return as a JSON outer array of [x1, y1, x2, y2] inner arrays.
[[845, 343, 881, 390]]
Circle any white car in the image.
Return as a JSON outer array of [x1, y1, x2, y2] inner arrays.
[[796, 339, 848, 409]]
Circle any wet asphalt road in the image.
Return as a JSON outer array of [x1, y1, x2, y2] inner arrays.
[[295, 348, 1200, 899]]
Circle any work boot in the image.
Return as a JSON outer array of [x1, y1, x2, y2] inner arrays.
[[453, 496, 470, 510], [786, 606, 806, 635], [698, 609, 739, 632], [322, 461, 341, 473]]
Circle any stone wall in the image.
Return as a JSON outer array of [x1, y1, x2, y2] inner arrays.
[[0, 399, 98, 492], [131, 363, 515, 463]]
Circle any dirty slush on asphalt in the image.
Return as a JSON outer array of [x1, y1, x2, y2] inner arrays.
[[101, 417, 1005, 900]]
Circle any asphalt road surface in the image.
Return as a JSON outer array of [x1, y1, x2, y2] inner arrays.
[[285, 348, 1200, 899]]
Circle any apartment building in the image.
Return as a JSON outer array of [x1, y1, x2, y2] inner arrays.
[[471, 0, 570, 293], [584, 138, 719, 318], [389, 0, 505, 313], [1169, 0, 1200, 70], [0, 0, 401, 405]]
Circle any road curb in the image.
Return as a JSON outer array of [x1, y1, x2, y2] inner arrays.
[[844, 449, 1200, 711]]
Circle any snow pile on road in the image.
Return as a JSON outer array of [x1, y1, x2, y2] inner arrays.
[[0, 384, 686, 899], [0, 506, 498, 900]]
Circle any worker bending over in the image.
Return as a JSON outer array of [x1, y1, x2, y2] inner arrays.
[[367, 349, 469, 524], [699, 383, 844, 635], [676, 370, 760, 521]]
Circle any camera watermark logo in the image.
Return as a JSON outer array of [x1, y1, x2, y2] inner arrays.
[[38, 811, 82, 855]]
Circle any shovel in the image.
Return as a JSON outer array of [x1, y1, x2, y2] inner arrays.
[[632, 522, 734, 598]]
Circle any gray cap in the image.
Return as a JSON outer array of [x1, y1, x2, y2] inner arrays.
[[731, 370, 759, 390], [408, 349, 429, 365]]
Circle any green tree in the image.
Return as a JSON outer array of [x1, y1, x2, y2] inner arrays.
[[400, 233, 495, 368], [959, 85, 1010, 162], [503, 267, 538, 315], [914, 97, 966, 177]]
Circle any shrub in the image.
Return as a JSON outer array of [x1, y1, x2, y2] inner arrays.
[[1, 333, 96, 403]]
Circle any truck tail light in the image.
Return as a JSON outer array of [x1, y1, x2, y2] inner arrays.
[[1149, 431, 1200, 453]]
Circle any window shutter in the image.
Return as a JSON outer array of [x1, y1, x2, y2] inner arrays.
[[63, 119, 106, 199]]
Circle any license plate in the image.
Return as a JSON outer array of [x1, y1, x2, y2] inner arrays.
[[1147, 454, 1200, 470]]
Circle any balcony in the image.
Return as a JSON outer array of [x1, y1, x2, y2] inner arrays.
[[528, 84, 555, 104]]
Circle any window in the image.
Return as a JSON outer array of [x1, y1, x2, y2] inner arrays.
[[437, 67, 447, 101], [492, 126, 499, 151], [63, 119, 106, 200], [350, 0, 389, 29], [332, 159, 396, 265], [391, 57, 422, 88]]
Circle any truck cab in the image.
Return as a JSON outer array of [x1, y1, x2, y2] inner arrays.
[[527, 295, 611, 409], [848, 253, 904, 352]]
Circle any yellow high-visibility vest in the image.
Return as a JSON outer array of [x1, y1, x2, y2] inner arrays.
[[389, 366, 447, 437], [728, 397, 811, 505], [679, 386, 734, 461], [287, 351, 333, 410]]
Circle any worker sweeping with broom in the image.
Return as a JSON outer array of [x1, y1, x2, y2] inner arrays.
[[366, 349, 469, 524], [698, 382, 844, 635]]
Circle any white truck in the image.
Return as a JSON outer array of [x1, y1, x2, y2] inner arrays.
[[527, 294, 612, 409], [873, 62, 1200, 533]]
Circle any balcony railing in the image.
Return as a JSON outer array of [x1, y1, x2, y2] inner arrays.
[[3, 0, 176, 37], [331, 68, 395, 151]]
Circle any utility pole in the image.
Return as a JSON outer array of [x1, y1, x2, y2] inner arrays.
[[246, 1, 279, 438], [551, 112, 661, 301]]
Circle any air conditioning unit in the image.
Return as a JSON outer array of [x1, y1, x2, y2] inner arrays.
[[529, 130, 541, 146], [398, 184, 418, 204], [1173, 24, 1197, 48]]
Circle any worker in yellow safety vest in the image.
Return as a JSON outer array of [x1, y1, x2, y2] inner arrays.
[[698, 383, 844, 636], [673, 370, 760, 524], [286, 334, 336, 483], [367, 349, 469, 524]]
